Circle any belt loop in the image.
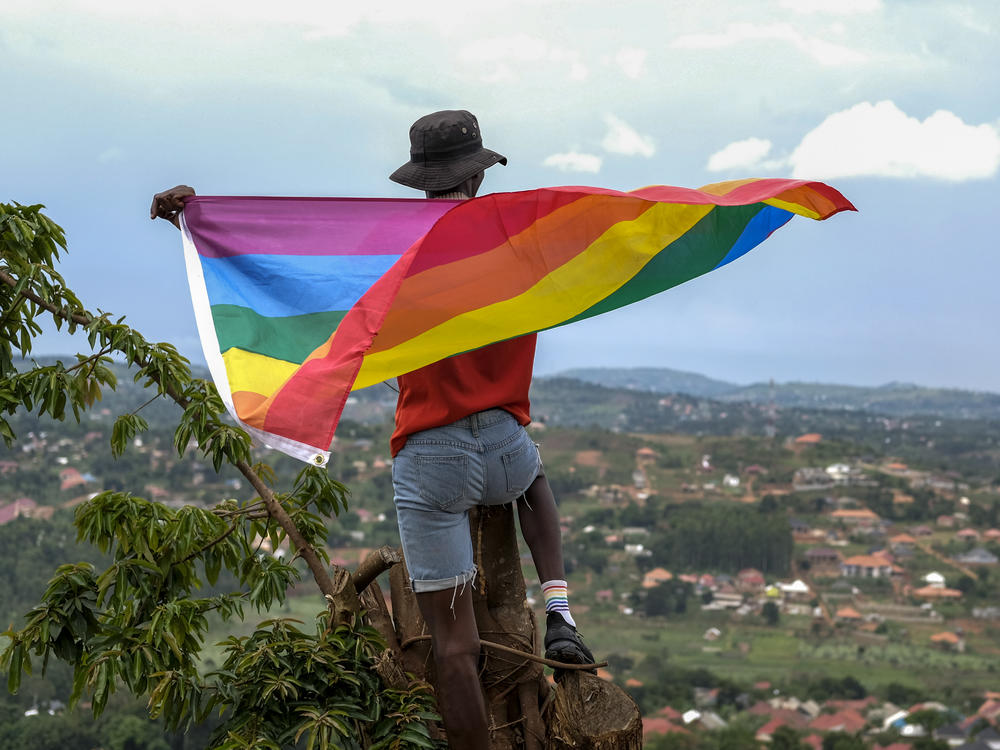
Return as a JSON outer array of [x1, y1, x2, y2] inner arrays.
[[471, 411, 480, 438]]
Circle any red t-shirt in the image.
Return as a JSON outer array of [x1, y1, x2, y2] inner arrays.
[[390, 334, 536, 456]]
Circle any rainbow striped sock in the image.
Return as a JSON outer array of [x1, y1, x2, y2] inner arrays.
[[541, 580, 575, 627]]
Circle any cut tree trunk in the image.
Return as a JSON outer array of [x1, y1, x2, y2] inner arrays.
[[546, 671, 643, 749], [374, 503, 642, 749]]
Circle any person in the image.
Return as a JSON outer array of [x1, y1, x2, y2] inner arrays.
[[149, 109, 594, 750], [385, 110, 593, 749]]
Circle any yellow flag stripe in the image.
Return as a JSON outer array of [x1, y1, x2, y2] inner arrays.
[[353, 201, 713, 388], [222, 348, 298, 398], [764, 197, 821, 219]]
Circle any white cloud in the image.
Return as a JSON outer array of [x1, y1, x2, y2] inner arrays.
[[671, 22, 868, 66], [707, 138, 773, 172], [615, 47, 647, 79], [542, 152, 603, 173], [777, 0, 882, 14], [601, 114, 655, 158], [789, 101, 1000, 181]]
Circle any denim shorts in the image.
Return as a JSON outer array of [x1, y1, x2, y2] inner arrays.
[[392, 408, 541, 593]]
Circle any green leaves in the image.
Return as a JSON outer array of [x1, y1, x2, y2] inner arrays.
[[2, 488, 441, 748], [204, 615, 441, 749], [0, 201, 437, 748], [1, 203, 74, 374], [173, 379, 252, 471], [111, 412, 149, 457], [292, 465, 351, 518]]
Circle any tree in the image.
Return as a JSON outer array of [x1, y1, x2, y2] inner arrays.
[[821, 732, 866, 750], [1, 202, 640, 748], [956, 575, 976, 595], [885, 681, 925, 707], [762, 601, 781, 626], [102, 714, 171, 750], [1, 202, 438, 746], [771, 724, 805, 750], [908, 708, 949, 734]]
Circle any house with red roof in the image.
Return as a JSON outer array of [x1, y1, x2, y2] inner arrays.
[[835, 606, 863, 623], [59, 467, 88, 491], [655, 705, 683, 721], [642, 717, 689, 739], [756, 716, 792, 742], [974, 698, 1000, 724], [0, 497, 38, 525], [913, 585, 963, 599], [809, 708, 866, 733], [642, 567, 673, 588], [831, 508, 881, 525], [737, 568, 766, 591], [841, 555, 893, 578]]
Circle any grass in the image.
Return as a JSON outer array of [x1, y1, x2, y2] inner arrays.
[[577, 607, 1000, 694]]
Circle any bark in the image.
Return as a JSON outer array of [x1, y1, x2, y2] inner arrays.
[[353, 545, 403, 593], [238, 458, 358, 622], [369, 503, 643, 749], [468, 505, 547, 749], [546, 671, 643, 749]]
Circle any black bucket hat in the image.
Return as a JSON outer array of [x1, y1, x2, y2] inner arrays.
[[390, 110, 507, 191]]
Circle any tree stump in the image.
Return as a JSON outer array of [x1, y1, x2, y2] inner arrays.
[[377, 502, 642, 749], [469, 505, 548, 750], [546, 671, 643, 749]]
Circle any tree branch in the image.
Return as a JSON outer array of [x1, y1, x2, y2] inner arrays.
[[399, 634, 608, 671], [213, 501, 267, 518], [237, 459, 357, 622], [351, 545, 402, 593], [177, 519, 240, 565], [0, 266, 357, 620]]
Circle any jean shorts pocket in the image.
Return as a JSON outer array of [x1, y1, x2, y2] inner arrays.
[[415, 454, 469, 510], [502, 438, 538, 495]]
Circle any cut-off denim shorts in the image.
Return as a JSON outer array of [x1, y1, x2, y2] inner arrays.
[[392, 408, 541, 593]]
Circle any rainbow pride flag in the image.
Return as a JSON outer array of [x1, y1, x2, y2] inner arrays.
[[180, 179, 854, 465]]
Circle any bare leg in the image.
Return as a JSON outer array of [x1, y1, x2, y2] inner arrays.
[[516, 471, 565, 583], [415, 585, 489, 750]]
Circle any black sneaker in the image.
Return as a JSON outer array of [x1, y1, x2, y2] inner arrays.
[[544, 612, 596, 670]]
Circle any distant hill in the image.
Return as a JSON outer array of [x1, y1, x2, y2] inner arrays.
[[552, 367, 1000, 420], [556, 367, 738, 398]]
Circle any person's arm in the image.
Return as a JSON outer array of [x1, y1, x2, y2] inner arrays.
[[149, 185, 196, 229]]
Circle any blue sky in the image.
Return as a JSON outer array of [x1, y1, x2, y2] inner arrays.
[[3, 0, 999, 391]]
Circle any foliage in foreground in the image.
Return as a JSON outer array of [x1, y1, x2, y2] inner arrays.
[[0, 202, 440, 747]]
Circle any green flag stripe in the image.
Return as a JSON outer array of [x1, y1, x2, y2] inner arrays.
[[559, 203, 765, 327], [212, 305, 348, 364]]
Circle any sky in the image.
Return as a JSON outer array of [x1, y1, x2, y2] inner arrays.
[[3, 0, 999, 392]]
